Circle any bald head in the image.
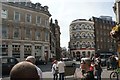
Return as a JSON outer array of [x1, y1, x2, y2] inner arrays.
[[10, 61, 39, 80]]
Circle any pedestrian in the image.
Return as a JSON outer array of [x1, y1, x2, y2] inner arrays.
[[57, 58, 65, 80], [111, 55, 117, 70], [52, 60, 58, 80], [94, 56, 102, 80], [26, 56, 43, 80], [10, 61, 40, 80], [80, 58, 95, 80]]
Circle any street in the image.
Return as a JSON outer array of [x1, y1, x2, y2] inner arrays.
[[0, 62, 115, 80]]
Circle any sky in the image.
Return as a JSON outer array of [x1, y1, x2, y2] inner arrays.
[[30, 0, 116, 49]]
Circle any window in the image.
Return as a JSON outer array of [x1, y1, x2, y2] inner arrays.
[[45, 19, 48, 27], [25, 28, 31, 39], [36, 16, 41, 24], [14, 11, 20, 21], [2, 25, 8, 39], [76, 33, 80, 39], [82, 42, 86, 48], [26, 14, 31, 22], [13, 27, 19, 39], [76, 42, 80, 47], [35, 30, 40, 40], [45, 31, 49, 41], [81, 32, 86, 38]]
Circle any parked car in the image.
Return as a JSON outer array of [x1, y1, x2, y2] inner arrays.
[[62, 58, 76, 67], [1, 56, 18, 76], [35, 56, 47, 65]]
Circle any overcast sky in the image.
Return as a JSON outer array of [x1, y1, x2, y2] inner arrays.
[[31, 0, 116, 49]]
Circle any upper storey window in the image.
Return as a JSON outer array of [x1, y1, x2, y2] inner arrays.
[[1, 9, 8, 19], [25, 28, 31, 39], [26, 14, 31, 23], [13, 27, 20, 39], [45, 19, 49, 27], [14, 11, 20, 21], [36, 16, 41, 24], [2, 25, 8, 39]]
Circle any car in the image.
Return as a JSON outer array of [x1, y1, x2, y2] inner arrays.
[[35, 56, 47, 65], [62, 58, 76, 67], [100, 52, 113, 66], [1, 56, 18, 76]]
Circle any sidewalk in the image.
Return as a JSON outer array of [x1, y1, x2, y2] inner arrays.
[[1, 68, 113, 80]]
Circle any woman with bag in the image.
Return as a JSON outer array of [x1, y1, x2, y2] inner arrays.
[[52, 60, 58, 80]]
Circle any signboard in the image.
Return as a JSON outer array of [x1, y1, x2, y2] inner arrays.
[[1, 9, 7, 19]]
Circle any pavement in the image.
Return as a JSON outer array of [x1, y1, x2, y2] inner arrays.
[[0, 62, 115, 80], [0, 68, 114, 80]]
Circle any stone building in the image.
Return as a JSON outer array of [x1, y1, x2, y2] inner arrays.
[[1, 2, 51, 61], [69, 19, 95, 59]]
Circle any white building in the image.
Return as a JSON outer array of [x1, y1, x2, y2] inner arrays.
[[69, 19, 95, 58]]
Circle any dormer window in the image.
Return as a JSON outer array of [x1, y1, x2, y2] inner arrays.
[[35, 3, 41, 9], [44, 6, 48, 11]]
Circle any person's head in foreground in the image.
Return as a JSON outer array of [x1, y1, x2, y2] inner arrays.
[[10, 61, 39, 80]]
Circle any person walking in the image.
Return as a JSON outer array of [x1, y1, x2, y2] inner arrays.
[[57, 58, 65, 80], [77, 58, 95, 80], [25, 56, 43, 80], [52, 60, 58, 80], [94, 56, 102, 80]]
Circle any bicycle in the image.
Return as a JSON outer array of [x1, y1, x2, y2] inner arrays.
[[110, 68, 120, 80]]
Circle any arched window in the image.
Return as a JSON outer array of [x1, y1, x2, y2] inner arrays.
[[91, 42, 95, 48], [81, 32, 86, 38], [81, 24, 85, 30], [76, 33, 80, 39], [75, 24, 80, 30], [82, 41, 86, 48], [76, 42, 80, 48]]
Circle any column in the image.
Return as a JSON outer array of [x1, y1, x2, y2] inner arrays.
[[42, 44, 45, 60], [8, 43, 12, 57], [20, 43, 24, 61], [31, 43, 35, 56], [48, 46, 50, 60]]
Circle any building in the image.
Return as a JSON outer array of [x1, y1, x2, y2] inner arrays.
[[1, 2, 51, 61], [89, 16, 117, 53], [50, 19, 61, 60], [69, 19, 95, 59]]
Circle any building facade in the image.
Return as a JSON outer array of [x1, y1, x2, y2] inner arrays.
[[69, 19, 95, 59], [1, 2, 51, 61], [89, 16, 117, 53]]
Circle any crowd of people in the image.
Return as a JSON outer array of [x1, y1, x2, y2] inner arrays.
[[9, 54, 118, 80]]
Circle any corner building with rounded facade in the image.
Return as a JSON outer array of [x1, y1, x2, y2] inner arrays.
[[69, 19, 95, 58], [1, 2, 51, 61]]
